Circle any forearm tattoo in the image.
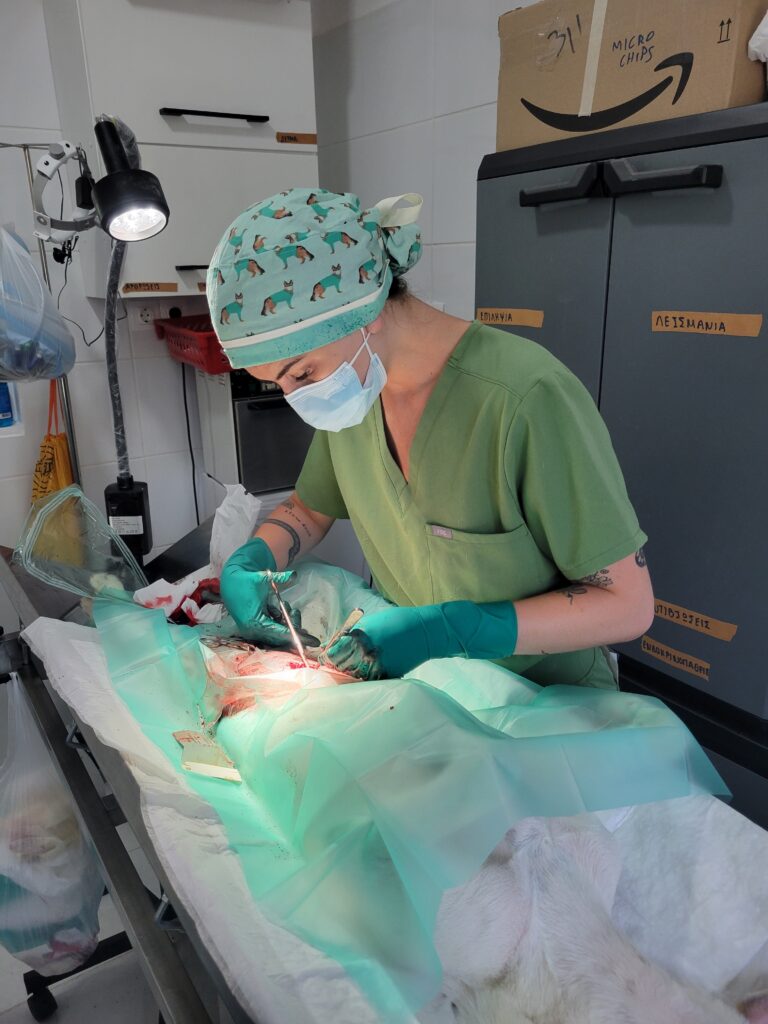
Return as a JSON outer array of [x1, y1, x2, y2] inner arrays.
[[283, 498, 313, 540], [560, 585, 588, 605], [578, 567, 614, 589], [635, 547, 647, 568], [263, 518, 301, 564]]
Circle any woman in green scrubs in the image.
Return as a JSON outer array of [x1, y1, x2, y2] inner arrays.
[[209, 188, 654, 688]]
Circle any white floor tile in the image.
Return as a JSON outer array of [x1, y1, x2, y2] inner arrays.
[[0, 950, 157, 1023], [0, 944, 27, 1015], [97, 894, 124, 940]]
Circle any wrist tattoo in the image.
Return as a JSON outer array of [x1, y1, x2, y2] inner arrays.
[[635, 547, 647, 568], [561, 585, 588, 605], [579, 567, 614, 589], [263, 518, 301, 565]]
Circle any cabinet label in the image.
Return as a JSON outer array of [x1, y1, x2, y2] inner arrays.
[[652, 311, 763, 337], [476, 307, 545, 328], [276, 131, 318, 144], [123, 282, 178, 294], [654, 599, 737, 641], [640, 634, 710, 680]]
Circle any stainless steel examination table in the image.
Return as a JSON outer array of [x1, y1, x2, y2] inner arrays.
[[0, 520, 256, 1024]]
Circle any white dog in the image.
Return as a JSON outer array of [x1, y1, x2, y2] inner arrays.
[[435, 815, 768, 1024]]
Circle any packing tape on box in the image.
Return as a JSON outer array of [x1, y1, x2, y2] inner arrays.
[[579, 0, 609, 116]]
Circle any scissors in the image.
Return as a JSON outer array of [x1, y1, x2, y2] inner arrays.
[[265, 570, 310, 668]]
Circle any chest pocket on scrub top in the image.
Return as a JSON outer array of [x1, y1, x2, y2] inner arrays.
[[423, 522, 556, 605]]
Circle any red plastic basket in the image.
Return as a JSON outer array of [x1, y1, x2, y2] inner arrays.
[[154, 315, 231, 375]]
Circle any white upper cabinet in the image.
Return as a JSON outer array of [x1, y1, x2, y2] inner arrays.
[[42, 0, 318, 297], [45, 0, 316, 153]]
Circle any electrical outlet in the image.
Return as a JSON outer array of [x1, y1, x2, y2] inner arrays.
[[127, 300, 171, 332]]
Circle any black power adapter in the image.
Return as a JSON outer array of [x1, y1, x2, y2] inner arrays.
[[104, 475, 153, 565]]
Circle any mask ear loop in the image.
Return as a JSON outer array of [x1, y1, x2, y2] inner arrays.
[[350, 328, 372, 367]]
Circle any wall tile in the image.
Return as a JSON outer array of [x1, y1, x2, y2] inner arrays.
[[431, 242, 476, 320], [79, 458, 147, 513], [432, 103, 496, 244], [330, 122, 434, 239], [0, 130, 63, 251], [143, 452, 200, 548], [40, 251, 119, 365], [313, 0, 433, 147], [66, 358, 143, 467], [432, 0, 503, 117], [311, 0, 401, 37], [0, 2, 60, 130], [129, 325, 172, 361], [0, 474, 34, 548], [0, 378, 49, 481], [134, 357, 203, 457]]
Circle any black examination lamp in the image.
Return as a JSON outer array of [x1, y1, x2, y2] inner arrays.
[[92, 118, 169, 242]]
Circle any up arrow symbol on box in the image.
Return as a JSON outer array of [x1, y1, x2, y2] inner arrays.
[[718, 17, 733, 43]]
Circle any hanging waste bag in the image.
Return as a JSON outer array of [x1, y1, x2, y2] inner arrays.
[[14, 485, 147, 607], [31, 381, 74, 502], [0, 228, 75, 382], [0, 676, 103, 975]]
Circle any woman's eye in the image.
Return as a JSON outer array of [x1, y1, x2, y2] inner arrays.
[[294, 369, 311, 383]]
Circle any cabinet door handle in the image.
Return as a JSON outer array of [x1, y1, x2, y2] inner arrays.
[[175, 264, 209, 271], [519, 162, 602, 207], [603, 158, 723, 195], [160, 107, 270, 124]]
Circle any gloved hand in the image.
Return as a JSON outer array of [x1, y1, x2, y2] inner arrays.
[[219, 537, 295, 646], [319, 600, 518, 680]]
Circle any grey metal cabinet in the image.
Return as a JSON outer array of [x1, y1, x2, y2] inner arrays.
[[476, 104, 768, 822], [600, 136, 768, 720], [475, 164, 613, 400]]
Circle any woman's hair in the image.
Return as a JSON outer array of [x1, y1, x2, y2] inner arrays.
[[388, 275, 410, 303]]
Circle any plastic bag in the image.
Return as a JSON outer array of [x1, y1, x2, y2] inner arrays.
[[209, 484, 262, 576], [0, 228, 75, 382], [31, 381, 74, 501], [0, 675, 103, 975], [13, 485, 147, 603]]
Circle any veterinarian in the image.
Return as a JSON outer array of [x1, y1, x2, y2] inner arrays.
[[208, 188, 654, 687]]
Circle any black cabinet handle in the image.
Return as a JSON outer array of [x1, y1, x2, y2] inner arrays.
[[160, 107, 269, 124], [603, 158, 723, 196], [520, 162, 601, 207], [175, 264, 209, 271]]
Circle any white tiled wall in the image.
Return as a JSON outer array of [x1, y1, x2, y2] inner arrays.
[[311, 0, 540, 315], [0, 1, 207, 632]]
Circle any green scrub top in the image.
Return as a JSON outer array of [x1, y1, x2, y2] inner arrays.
[[296, 321, 647, 688]]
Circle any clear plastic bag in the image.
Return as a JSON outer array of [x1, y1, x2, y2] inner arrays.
[[0, 228, 76, 381], [13, 485, 147, 603], [209, 484, 262, 577], [0, 675, 103, 975]]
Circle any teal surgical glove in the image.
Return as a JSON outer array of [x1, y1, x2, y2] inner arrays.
[[320, 600, 518, 681], [219, 537, 295, 646]]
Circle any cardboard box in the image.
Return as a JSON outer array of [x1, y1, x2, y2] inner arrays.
[[497, 0, 768, 151]]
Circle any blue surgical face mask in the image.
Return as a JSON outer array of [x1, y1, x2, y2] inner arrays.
[[283, 329, 387, 432]]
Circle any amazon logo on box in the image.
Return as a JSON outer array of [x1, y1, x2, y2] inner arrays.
[[496, 0, 767, 152]]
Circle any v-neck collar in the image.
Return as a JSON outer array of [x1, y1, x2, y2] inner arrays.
[[372, 320, 482, 513]]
